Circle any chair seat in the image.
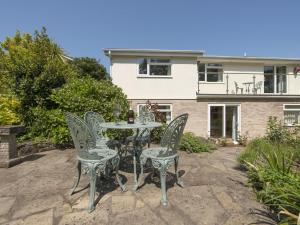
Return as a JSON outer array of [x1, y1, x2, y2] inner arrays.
[[142, 147, 177, 160], [79, 148, 118, 162]]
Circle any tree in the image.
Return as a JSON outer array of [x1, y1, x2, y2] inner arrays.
[[0, 28, 77, 125], [72, 57, 108, 80]]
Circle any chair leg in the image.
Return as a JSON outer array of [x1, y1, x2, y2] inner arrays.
[[87, 165, 97, 213], [174, 156, 184, 187], [159, 168, 168, 206], [70, 160, 81, 195], [114, 157, 126, 192]]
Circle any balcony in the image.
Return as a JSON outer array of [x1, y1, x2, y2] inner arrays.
[[196, 72, 300, 99]]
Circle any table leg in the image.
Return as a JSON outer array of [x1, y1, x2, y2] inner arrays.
[[133, 128, 140, 189]]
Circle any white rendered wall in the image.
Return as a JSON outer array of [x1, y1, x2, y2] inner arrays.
[[111, 56, 198, 99], [111, 56, 300, 98]]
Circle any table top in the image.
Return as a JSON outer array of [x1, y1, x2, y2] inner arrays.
[[101, 121, 162, 129], [242, 82, 253, 85]]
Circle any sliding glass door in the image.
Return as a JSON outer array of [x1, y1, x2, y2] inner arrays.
[[208, 104, 240, 142]]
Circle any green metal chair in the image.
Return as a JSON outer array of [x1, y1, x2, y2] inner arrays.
[[135, 113, 188, 206], [65, 112, 126, 212], [84, 111, 121, 150]]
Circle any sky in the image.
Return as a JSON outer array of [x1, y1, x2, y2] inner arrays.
[[1, 0, 300, 69]]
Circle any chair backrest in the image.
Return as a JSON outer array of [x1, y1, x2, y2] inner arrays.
[[234, 81, 238, 88], [65, 112, 97, 160], [138, 105, 155, 123], [84, 111, 106, 142], [160, 113, 188, 156], [256, 81, 263, 89]]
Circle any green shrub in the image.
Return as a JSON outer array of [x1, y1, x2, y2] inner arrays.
[[0, 28, 77, 128], [179, 132, 216, 153], [50, 77, 129, 142], [0, 94, 21, 125], [238, 132, 300, 223], [20, 107, 70, 146], [151, 123, 167, 143]]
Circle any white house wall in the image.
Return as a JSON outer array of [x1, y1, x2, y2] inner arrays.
[[111, 56, 198, 99], [111, 56, 300, 98]]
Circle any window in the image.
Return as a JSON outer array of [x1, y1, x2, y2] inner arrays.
[[138, 58, 171, 76], [197, 62, 223, 82], [264, 66, 287, 94], [138, 104, 172, 123], [284, 105, 300, 126]]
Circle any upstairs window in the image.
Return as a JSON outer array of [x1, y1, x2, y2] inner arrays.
[[198, 62, 223, 82], [284, 104, 300, 126], [138, 58, 171, 76]]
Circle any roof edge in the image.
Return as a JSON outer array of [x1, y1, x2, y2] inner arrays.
[[103, 48, 204, 57]]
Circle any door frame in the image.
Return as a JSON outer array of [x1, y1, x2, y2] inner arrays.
[[207, 103, 241, 142]]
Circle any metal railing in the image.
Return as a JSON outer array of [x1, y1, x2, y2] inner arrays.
[[197, 72, 293, 95]]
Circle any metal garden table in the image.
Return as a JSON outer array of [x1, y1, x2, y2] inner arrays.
[[101, 121, 162, 189], [242, 82, 254, 94]]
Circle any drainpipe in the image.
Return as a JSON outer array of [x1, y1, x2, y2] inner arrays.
[[226, 74, 229, 94], [108, 50, 112, 79]]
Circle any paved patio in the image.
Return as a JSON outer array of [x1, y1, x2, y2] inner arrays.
[[0, 147, 276, 225]]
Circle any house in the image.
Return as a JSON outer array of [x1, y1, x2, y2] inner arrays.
[[104, 48, 300, 142]]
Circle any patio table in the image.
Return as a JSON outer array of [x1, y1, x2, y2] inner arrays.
[[242, 82, 253, 94], [101, 121, 162, 189]]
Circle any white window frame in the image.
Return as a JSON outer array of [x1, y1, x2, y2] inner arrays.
[[263, 65, 288, 94], [283, 104, 300, 126], [137, 58, 172, 77], [198, 63, 224, 83], [137, 103, 173, 123]]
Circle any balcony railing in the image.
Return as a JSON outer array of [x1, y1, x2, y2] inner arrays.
[[196, 72, 299, 96]]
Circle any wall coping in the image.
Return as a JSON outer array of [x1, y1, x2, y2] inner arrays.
[[0, 125, 25, 135]]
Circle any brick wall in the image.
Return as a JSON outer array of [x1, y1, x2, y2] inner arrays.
[[130, 98, 300, 139]]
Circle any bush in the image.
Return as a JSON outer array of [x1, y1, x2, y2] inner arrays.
[[0, 28, 77, 127], [238, 130, 300, 223], [151, 123, 167, 143], [0, 94, 21, 125], [50, 77, 129, 143], [179, 132, 216, 153], [21, 107, 70, 146]]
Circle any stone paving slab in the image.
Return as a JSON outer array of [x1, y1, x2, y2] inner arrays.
[[0, 147, 276, 225]]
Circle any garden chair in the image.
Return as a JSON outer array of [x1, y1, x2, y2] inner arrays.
[[234, 81, 243, 94], [253, 81, 263, 94], [65, 112, 126, 212], [84, 111, 121, 150], [135, 113, 188, 206]]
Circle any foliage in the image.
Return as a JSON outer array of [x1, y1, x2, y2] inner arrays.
[[266, 117, 290, 144], [50, 77, 129, 141], [20, 107, 71, 146], [151, 123, 167, 143], [238, 118, 300, 224], [179, 132, 216, 153], [72, 57, 108, 80], [237, 132, 249, 146], [0, 94, 21, 125], [144, 100, 167, 123], [0, 28, 77, 127]]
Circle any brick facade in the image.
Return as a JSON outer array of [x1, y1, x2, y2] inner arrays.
[[130, 98, 300, 139]]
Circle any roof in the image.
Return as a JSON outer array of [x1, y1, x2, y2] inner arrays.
[[199, 55, 300, 64], [103, 48, 204, 57], [103, 48, 300, 64]]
